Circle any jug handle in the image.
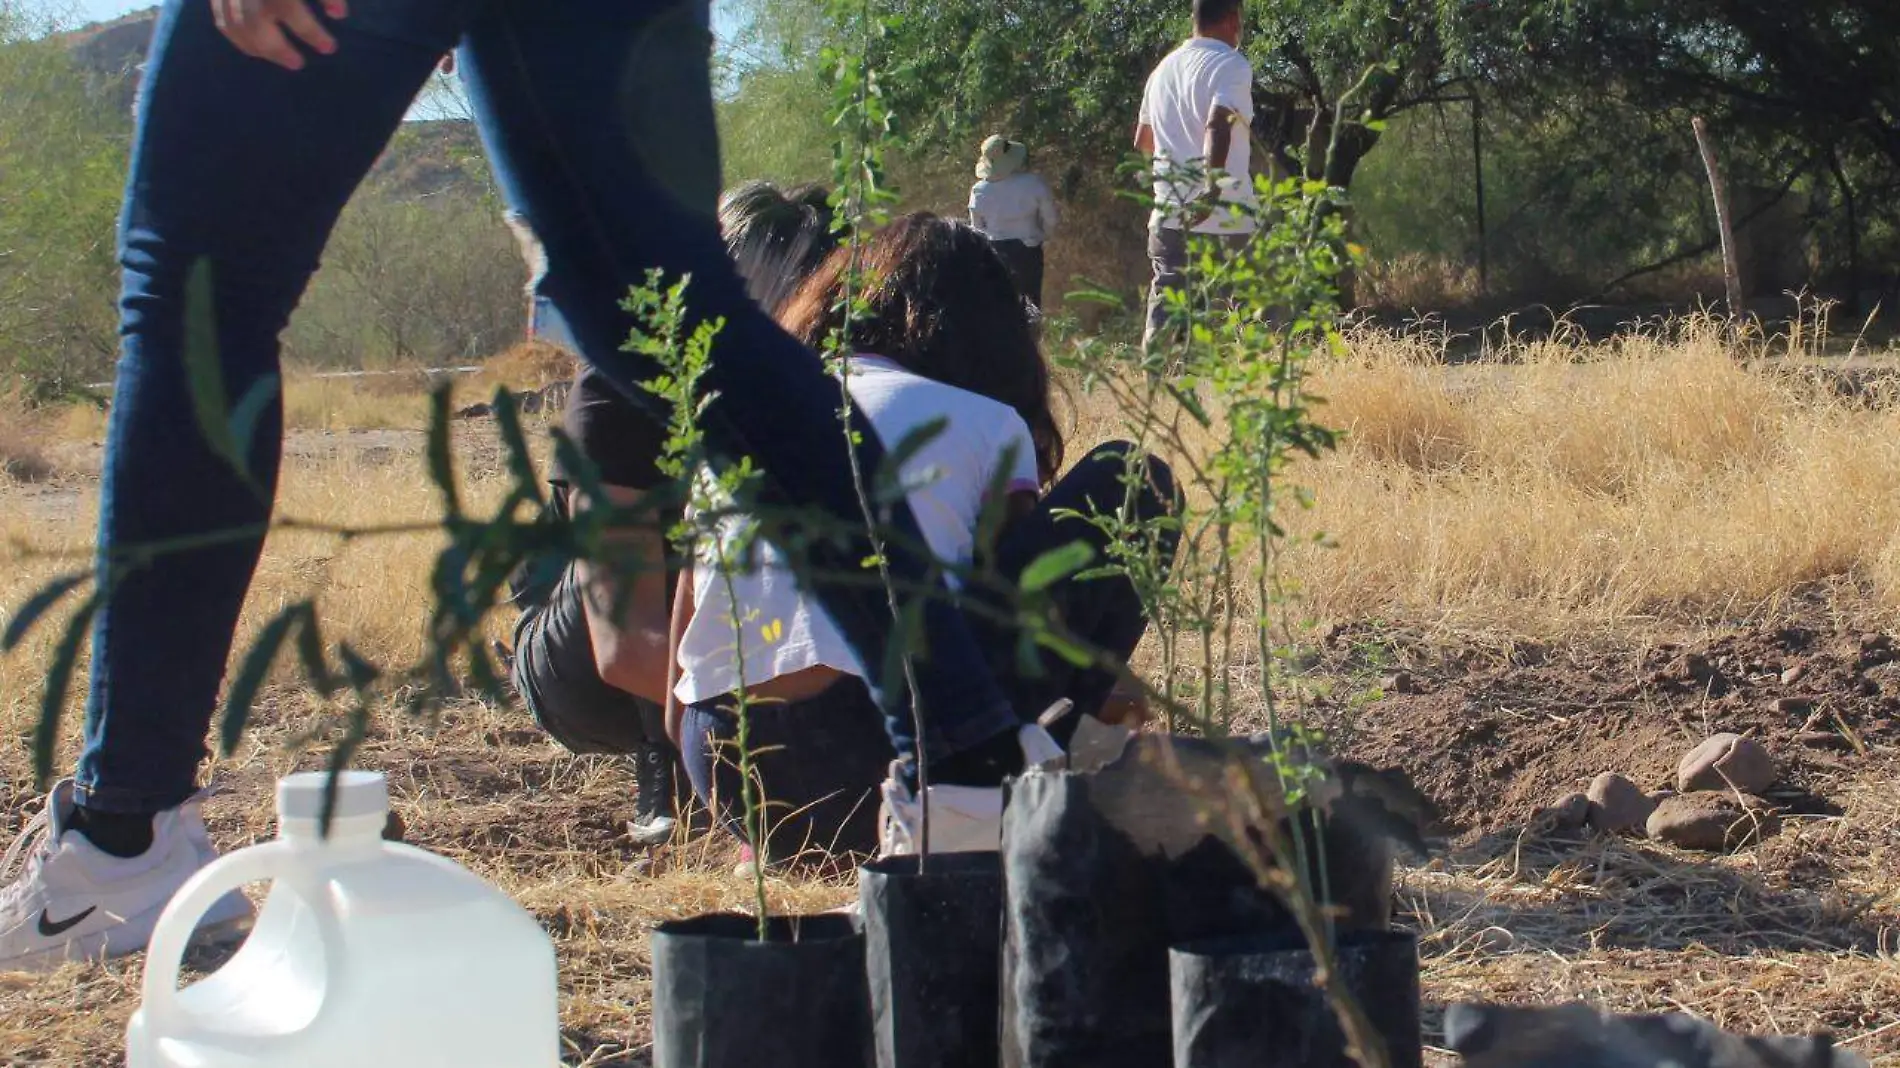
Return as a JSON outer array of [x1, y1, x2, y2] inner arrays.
[[139, 841, 349, 1036]]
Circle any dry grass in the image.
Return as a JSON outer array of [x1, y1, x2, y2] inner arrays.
[[473, 339, 581, 394], [1291, 324, 1900, 636], [280, 374, 438, 431], [1065, 317, 1900, 640], [0, 395, 57, 484], [1408, 765, 1900, 1064], [6, 325, 1900, 1063]]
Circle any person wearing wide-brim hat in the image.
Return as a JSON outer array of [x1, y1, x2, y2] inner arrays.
[[969, 134, 1058, 308]]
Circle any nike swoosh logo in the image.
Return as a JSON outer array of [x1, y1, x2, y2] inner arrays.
[[37, 906, 96, 937]]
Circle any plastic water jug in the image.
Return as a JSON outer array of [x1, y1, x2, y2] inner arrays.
[[126, 770, 559, 1067]]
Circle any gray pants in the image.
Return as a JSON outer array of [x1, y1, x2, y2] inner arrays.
[[1143, 226, 1250, 349]]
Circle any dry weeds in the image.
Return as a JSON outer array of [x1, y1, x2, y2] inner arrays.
[[4, 325, 1900, 1064], [0, 396, 56, 484], [1063, 317, 1900, 640]]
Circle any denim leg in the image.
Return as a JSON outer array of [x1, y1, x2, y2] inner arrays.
[[456, 0, 1019, 767], [76, 0, 462, 814], [1144, 226, 1187, 349], [680, 681, 892, 859], [979, 443, 1181, 726]]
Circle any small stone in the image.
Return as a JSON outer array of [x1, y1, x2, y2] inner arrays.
[[1796, 730, 1851, 751], [1473, 926, 1515, 953], [1646, 791, 1781, 852], [1384, 670, 1420, 695], [1585, 772, 1655, 834], [1857, 633, 1894, 668], [1674, 652, 1712, 682], [1780, 662, 1808, 686], [1773, 695, 1814, 715], [1677, 733, 1777, 793], [1863, 661, 1900, 693], [1531, 792, 1592, 837]]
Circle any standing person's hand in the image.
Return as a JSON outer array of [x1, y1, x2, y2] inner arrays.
[[212, 0, 347, 70]]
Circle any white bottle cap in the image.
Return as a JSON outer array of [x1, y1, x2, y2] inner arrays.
[[277, 770, 389, 824]]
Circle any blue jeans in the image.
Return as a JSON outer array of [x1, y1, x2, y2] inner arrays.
[[78, 0, 1018, 814]]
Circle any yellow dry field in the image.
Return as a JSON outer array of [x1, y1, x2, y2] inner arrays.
[[3, 326, 1899, 1065]]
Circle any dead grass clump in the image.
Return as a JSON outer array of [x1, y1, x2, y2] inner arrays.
[[1359, 252, 1485, 312], [0, 394, 57, 484], [1276, 320, 1900, 635], [282, 376, 432, 431], [475, 339, 578, 394]]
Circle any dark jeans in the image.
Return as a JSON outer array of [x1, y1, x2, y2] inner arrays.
[[684, 442, 1179, 856], [78, 0, 1017, 814], [1143, 225, 1249, 349], [992, 239, 1046, 308], [682, 677, 895, 860], [972, 442, 1180, 735]]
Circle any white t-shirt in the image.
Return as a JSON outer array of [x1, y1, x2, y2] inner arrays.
[[673, 355, 1041, 705], [970, 173, 1060, 246], [1138, 36, 1256, 235]]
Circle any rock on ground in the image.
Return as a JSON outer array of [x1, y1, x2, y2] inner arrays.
[[1677, 733, 1777, 793], [1585, 772, 1654, 834], [1532, 792, 1592, 837], [1646, 791, 1780, 852]]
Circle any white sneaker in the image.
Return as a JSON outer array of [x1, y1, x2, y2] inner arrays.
[[0, 781, 254, 973], [879, 724, 1064, 857]]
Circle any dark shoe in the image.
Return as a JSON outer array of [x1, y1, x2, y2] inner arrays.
[[629, 742, 682, 847]]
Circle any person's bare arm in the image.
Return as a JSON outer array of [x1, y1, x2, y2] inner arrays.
[[1202, 104, 1240, 199], [212, 0, 346, 70], [578, 485, 674, 703], [1133, 122, 1156, 157], [663, 567, 694, 747]]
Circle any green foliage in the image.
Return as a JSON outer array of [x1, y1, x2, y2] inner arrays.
[[1353, 97, 1721, 301], [715, 65, 837, 186], [630, 271, 777, 936], [0, 4, 520, 396], [870, 0, 1467, 187], [0, 1, 131, 400], [286, 173, 524, 370], [1487, 0, 1900, 294]]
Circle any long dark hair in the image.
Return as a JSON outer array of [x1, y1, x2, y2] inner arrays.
[[719, 180, 838, 316], [777, 213, 1064, 483]]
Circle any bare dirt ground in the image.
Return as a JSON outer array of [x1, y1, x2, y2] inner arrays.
[[5, 611, 1893, 1065], [7, 339, 1900, 1064], [1313, 602, 1900, 1063]]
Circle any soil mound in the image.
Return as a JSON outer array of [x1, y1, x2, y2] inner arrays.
[[1317, 612, 1897, 838]]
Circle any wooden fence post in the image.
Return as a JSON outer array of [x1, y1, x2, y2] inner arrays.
[[1691, 115, 1747, 328]]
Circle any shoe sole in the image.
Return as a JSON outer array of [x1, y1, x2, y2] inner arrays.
[[1, 894, 255, 975]]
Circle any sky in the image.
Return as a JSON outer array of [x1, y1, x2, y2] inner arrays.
[[66, 0, 140, 23]]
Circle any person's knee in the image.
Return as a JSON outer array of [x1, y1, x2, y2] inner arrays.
[[1082, 441, 1180, 517]]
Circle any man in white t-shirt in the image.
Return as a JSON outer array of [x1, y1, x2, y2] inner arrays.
[[1133, 0, 1255, 348]]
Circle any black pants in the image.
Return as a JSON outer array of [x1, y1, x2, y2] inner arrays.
[[992, 238, 1046, 308], [682, 441, 1180, 859], [512, 560, 670, 756], [1144, 226, 1249, 349]]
